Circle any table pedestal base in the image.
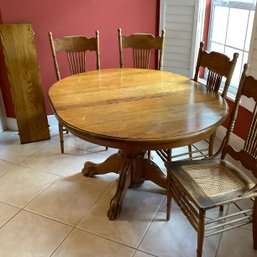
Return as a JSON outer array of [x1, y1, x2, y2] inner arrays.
[[81, 150, 166, 220]]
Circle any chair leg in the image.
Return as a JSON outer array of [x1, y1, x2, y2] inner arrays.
[[188, 144, 193, 159], [208, 133, 216, 157], [58, 122, 64, 154], [147, 150, 151, 160], [167, 149, 172, 162], [166, 191, 172, 221], [253, 198, 257, 249], [197, 209, 205, 257], [166, 177, 172, 221]]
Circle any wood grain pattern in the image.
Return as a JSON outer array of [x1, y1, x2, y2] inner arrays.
[[0, 23, 50, 143], [49, 68, 228, 219], [49, 68, 228, 151]]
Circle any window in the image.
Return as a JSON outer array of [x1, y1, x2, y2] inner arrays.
[[207, 0, 256, 96]]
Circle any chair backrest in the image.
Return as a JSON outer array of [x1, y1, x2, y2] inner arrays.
[[118, 28, 165, 70], [48, 31, 100, 81], [221, 64, 257, 179], [193, 41, 239, 98]]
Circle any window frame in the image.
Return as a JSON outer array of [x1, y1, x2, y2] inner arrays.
[[207, 0, 256, 99]]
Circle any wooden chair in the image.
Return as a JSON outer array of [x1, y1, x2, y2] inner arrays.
[[166, 64, 257, 257], [118, 28, 165, 159], [118, 28, 165, 70], [157, 41, 239, 162], [48, 31, 104, 153]]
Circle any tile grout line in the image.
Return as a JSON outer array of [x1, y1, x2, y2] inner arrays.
[[135, 195, 166, 250], [48, 225, 76, 257]]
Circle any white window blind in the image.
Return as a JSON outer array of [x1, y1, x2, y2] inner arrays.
[[160, 0, 205, 78]]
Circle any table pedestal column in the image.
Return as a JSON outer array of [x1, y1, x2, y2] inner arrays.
[[82, 150, 166, 220]]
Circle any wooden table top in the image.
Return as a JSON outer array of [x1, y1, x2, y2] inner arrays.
[[48, 68, 228, 151]]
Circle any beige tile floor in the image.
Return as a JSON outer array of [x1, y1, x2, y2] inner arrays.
[[0, 128, 256, 257]]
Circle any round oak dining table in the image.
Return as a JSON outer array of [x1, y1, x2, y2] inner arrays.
[[48, 68, 228, 220]]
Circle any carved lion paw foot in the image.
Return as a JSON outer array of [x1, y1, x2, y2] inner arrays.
[[108, 199, 121, 220], [81, 161, 96, 177]]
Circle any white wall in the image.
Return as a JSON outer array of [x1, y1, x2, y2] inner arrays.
[[248, 6, 257, 77], [0, 89, 6, 132]]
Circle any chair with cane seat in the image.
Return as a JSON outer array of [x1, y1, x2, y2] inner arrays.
[[166, 64, 257, 257]]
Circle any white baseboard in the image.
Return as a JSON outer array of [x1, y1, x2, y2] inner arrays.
[[6, 115, 58, 132], [6, 117, 18, 131], [216, 126, 226, 140], [47, 115, 58, 127], [0, 90, 7, 132], [216, 126, 244, 150]]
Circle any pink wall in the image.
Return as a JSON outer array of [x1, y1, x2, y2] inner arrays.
[[0, 0, 160, 116], [202, 0, 211, 46]]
